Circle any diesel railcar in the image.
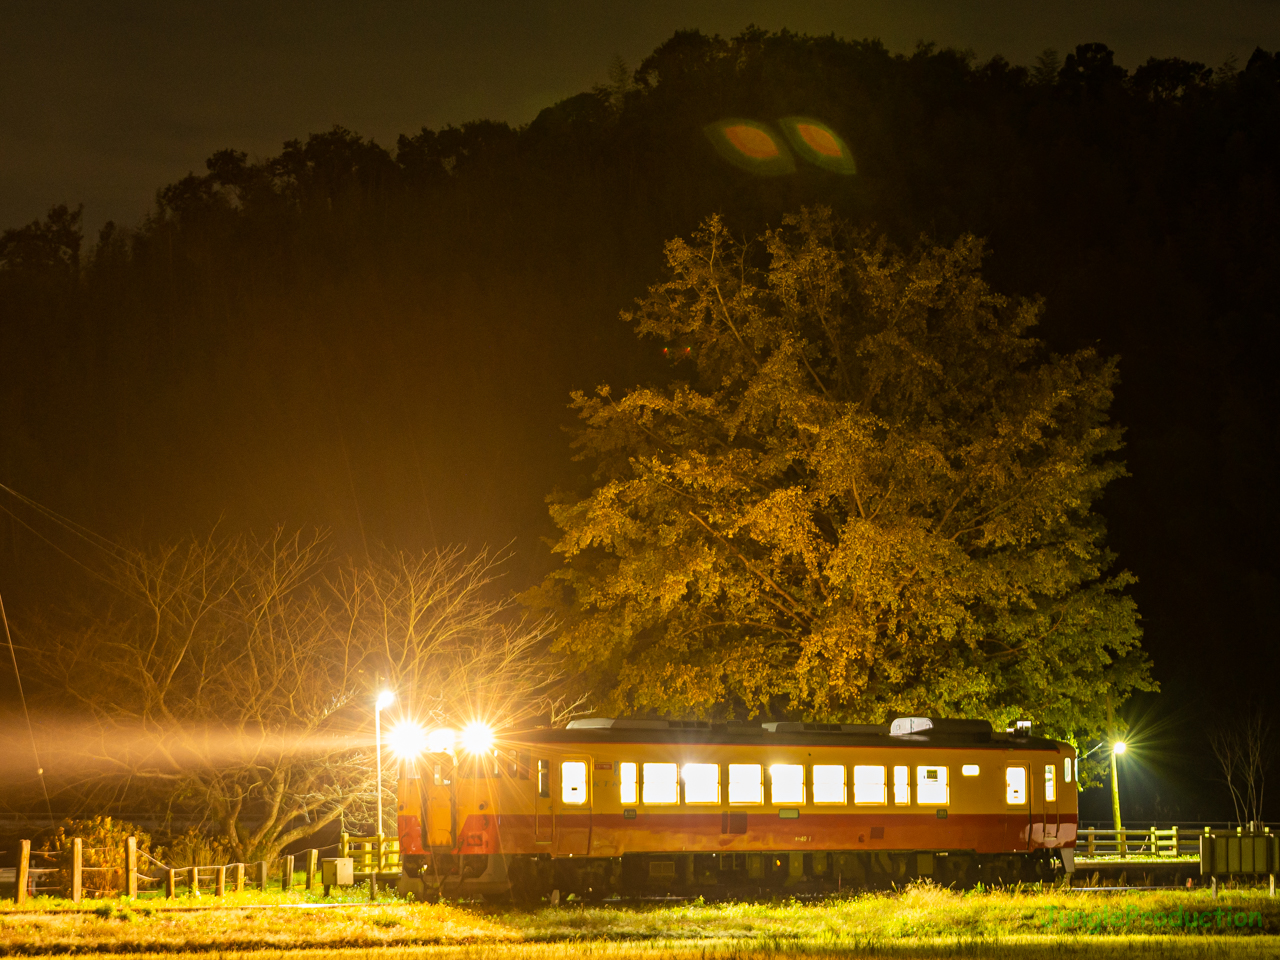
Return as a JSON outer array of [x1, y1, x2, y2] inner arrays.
[[395, 716, 1078, 901]]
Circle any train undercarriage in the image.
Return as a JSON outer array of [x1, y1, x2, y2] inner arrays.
[[399, 848, 1066, 902]]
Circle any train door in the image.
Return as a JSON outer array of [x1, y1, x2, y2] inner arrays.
[[534, 758, 553, 843], [1004, 764, 1029, 851], [555, 754, 592, 856], [423, 754, 456, 848], [1040, 761, 1060, 845]]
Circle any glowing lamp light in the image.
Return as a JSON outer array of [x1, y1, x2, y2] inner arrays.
[[426, 728, 457, 754], [1113, 740, 1128, 755], [386, 721, 428, 760], [460, 721, 495, 755], [376, 690, 395, 710]]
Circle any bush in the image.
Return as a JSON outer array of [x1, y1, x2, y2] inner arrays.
[[156, 827, 233, 869], [40, 817, 153, 897]]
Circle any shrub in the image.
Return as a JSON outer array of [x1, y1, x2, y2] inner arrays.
[[40, 816, 153, 897], [156, 827, 233, 868]]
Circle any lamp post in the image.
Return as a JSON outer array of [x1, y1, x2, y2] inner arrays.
[[374, 689, 395, 837], [1111, 739, 1127, 856]]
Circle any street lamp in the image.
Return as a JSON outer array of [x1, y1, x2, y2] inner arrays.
[[1111, 740, 1127, 856], [374, 689, 395, 837]]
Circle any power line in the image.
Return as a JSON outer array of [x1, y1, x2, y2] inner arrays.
[[0, 585, 54, 822]]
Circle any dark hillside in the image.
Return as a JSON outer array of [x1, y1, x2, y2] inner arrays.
[[3, 30, 1278, 818]]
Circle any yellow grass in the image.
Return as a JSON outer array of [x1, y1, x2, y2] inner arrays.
[[2, 883, 1278, 956]]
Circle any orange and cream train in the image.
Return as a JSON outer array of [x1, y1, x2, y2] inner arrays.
[[395, 716, 1078, 901]]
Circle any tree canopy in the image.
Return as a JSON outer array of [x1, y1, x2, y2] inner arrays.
[[527, 209, 1153, 739]]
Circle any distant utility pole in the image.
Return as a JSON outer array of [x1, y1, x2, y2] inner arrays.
[[1108, 695, 1125, 856]]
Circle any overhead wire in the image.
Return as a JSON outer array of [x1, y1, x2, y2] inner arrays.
[[0, 585, 54, 822]]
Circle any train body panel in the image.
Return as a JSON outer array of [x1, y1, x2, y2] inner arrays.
[[396, 718, 1078, 900]]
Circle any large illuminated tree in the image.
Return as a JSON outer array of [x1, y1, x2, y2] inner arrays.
[[528, 208, 1153, 739]]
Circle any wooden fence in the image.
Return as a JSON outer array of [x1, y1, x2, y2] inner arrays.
[[339, 832, 400, 877], [0, 835, 363, 903], [1079, 824, 1274, 859]]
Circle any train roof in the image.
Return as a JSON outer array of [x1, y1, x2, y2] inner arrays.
[[507, 717, 1067, 752]]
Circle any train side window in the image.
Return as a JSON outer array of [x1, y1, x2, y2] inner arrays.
[[962, 764, 980, 776], [853, 765, 886, 804], [1064, 758, 1073, 783], [561, 761, 588, 804], [537, 759, 550, 798], [916, 766, 949, 804], [1006, 766, 1027, 805], [642, 763, 679, 804], [770, 764, 805, 804], [1044, 764, 1056, 802], [893, 765, 910, 805], [728, 764, 763, 804], [620, 762, 638, 804], [812, 765, 846, 804], [683, 763, 720, 803]]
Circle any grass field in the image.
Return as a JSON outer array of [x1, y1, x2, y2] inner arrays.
[[3, 883, 1279, 957]]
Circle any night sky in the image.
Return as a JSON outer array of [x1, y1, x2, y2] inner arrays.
[[4, 1, 1278, 230], [4, 2, 1280, 825]]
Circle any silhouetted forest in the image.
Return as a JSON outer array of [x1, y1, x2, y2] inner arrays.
[[3, 31, 1279, 818]]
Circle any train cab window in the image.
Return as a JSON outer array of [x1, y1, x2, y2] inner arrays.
[[812, 765, 846, 804], [535, 757, 550, 798], [682, 763, 720, 803], [642, 763, 679, 804], [561, 761, 588, 804], [916, 766, 949, 804], [619, 762, 638, 804], [1064, 758, 1073, 783], [853, 765, 887, 804], [728, 764, 764, 804], [1006, 766, 1027, 805], [893, 765, 910, 805], [769, 764, 805, 804], [962, 764, 980, 776], [1044, 764, 1056, 802]]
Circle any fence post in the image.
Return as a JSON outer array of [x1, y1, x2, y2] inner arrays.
[[216, 865, 226, 897], [16, 840, 29, 905], [306, 849, 318, 892], [1150, 825, 1157, 855], [189, 865, 199, 897], [233, 863, 244, 892], [256, 861, 268, 892], [70, 837, 82, 903], [282, 855, 294, 892], [1171, 826, 1179, 858], [1086, 827, 1094, 856], [124, 837, 137, 898], [340, 832, 349, 860], [166, 869, 176, 898]]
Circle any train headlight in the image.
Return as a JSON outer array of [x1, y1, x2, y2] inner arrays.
[[460, 721, 495, 755], [387, 721, 428, 760]]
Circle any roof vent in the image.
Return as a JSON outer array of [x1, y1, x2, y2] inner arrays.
[[564, 718, 708, 730], [890, 717, 933, 736], [762, 722, 889, 734], [890, 717, 995, 737]]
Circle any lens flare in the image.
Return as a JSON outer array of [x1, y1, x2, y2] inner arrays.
[[778, 117, 856, 174], [460, 721, 495, 755], [386, 721, 427, 759], [426, 728, 457, 754], [1113, 741, 1128, 755], [376, 690, 395, 710], [703, 119, 795, 175]]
